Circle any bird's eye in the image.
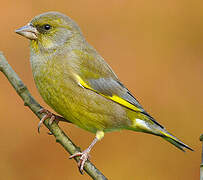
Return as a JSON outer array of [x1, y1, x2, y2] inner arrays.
[[43, 24, 51, 30]]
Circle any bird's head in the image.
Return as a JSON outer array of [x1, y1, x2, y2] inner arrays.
[[15, 12, 82, 51]]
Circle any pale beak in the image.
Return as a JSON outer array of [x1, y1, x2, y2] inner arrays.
[[15, 23, 38, 40]]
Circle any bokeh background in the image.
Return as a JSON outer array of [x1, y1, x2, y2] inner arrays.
[[0, 0, 202, 179]]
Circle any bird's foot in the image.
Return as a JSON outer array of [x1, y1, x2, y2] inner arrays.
[[37, 108, 60, 133], [69, 149, 91, 174]]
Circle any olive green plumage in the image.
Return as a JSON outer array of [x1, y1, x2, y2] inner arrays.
[[16, 12, 193, 152]]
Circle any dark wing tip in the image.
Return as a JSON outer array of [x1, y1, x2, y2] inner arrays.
[[141, 111, 164, 129]]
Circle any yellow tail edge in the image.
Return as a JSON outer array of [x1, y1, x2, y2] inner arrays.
[[161, 130, 194, 152]]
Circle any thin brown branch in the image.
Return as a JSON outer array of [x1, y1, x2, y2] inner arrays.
[[200, 134, 203, 180], [0, 52, 108, 180]]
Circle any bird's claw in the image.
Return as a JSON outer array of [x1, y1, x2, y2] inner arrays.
[[69, 150, 90, 174], [38, 108, 58, 133]]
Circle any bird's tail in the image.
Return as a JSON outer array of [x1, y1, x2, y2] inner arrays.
[[131, 116, 193, 151], [160, 129, 193, 152]]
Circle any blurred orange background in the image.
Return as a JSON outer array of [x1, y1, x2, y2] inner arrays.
[[0, 0, 202, 179]]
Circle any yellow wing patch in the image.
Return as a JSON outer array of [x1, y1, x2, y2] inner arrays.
[[107, 95, 142, 112], [75, 74, 142, 112]]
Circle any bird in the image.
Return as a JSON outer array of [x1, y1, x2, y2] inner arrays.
[[15, 11, 193, 174]]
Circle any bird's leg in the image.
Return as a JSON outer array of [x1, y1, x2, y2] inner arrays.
[[69, 137, 98, 174], [69, 131, 104, 174], [37, 108, 68, 133]]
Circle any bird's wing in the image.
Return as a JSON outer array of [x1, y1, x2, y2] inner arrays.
[[75, 74, 164, 128], [76, 75, 142, 111]]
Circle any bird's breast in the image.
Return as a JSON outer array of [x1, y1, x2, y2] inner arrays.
[[30, 53, 131, 133]]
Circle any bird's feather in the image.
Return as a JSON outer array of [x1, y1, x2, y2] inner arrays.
[[75, 74, 164, 128]]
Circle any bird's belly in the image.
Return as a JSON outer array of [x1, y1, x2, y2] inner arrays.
[[34, 70, 130, 133]]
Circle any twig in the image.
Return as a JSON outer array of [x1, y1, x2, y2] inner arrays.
[[0, 52, 108, 180], [200, 134, 203, 180]]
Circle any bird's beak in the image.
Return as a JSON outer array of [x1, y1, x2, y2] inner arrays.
[[15, 23, 38, 40]]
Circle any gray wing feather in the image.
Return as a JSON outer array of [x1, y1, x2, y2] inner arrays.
[[88, 78, 145, 111], [88, 78, 164, 128]]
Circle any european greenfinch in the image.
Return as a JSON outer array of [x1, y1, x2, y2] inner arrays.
[[15, 12, 193, 173]]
